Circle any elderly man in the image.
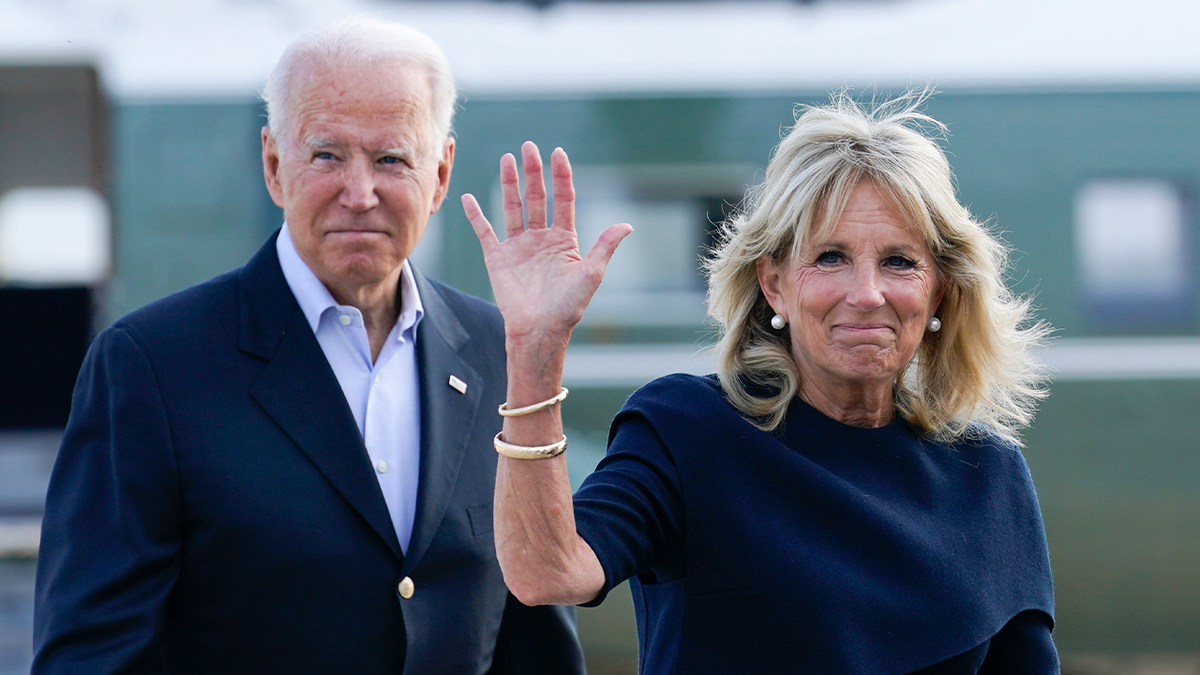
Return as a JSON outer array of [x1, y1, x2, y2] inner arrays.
[[32, 17, 584, 675]]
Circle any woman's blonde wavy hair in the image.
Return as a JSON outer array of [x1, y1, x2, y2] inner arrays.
[[704, 90, 1049, 444]]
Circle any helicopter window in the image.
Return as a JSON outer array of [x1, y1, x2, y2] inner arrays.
[[1074, 178, 1193, 330]]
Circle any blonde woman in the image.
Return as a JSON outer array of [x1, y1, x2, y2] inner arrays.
[[463, 92, 1056, 674]]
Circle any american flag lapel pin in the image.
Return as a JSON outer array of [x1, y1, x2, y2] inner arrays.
[[448, 375, 467, 394]]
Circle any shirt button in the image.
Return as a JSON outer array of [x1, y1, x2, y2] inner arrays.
[[339, 314, 352, 325], [398, 576, 415, 599], [376, 461, 388, 474], [374, 374, 381, 385]]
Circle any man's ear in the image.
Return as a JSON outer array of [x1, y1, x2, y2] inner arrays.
[[262, 127, 285, 209], [430, 137, 455, 214], [756, 255, 786, 317]]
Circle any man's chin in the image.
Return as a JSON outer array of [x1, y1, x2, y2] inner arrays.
[[318, 257, 404, 291]]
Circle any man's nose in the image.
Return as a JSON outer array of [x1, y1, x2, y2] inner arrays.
[[846, 264, 885, 308], [340, 158, 380, 211]]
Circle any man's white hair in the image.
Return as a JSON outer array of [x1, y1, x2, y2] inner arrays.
[[261, 16, 457, 144]]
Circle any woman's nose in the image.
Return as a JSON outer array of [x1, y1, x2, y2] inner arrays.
[[846, 265, 885, 308]]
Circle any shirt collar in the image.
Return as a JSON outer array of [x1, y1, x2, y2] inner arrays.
[[276, 223, 424, 337], [396, 252, 424, 338]]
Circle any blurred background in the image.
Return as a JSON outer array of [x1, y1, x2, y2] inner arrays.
[[3, 0, 1200, 673]]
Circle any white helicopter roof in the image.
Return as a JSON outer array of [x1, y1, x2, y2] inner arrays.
[[1, 0, 1197, 100]]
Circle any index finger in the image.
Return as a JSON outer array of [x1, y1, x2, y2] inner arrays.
[[461, 193, 499, 253]]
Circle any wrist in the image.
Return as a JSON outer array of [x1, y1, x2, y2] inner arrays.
[[505, 329, 569, 370], [504, 323, 572, 350]]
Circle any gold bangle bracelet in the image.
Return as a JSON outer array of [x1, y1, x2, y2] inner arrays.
[[493, 432, 567, 460], [498, 387, 569, 417]]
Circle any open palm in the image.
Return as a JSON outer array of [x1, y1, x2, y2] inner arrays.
[[462, 142, 632, 346]]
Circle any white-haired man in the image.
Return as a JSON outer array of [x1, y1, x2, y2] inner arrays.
[[33, 17, 584, 674]]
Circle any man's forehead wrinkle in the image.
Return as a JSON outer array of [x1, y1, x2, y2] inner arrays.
[[299, 128, 422, 156], [293, 102, 432, 142], [295, 101, 425, 139], [292, 62, 433, 110]]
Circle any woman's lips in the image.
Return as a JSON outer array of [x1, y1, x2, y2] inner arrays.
[[832, 324, 896, 344], [835, 324, 893, 333]]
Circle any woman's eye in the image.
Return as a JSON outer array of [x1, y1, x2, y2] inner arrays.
[[884, 255, 916, 270], [815, 251, 844, 266]]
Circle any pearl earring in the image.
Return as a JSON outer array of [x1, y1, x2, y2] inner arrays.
[[770, 314, 786, 330], [927, 316, 942, 333]]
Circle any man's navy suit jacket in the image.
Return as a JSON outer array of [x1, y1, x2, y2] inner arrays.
[[33, 233, 583, 674]]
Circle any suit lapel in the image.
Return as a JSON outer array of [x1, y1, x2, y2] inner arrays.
[[239, 234, 404, 562], [403, 272, 483, 572]]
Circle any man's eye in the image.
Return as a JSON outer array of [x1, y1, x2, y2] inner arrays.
[[313, 152, 335, 161], [379, 156, 404, 166]]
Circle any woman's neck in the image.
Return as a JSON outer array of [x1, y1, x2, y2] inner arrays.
[[797, 379, 895, 428]]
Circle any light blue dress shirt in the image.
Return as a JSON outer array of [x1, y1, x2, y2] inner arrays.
[[276, 224, 424, 553]]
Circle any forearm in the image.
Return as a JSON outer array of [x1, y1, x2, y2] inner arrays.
[[465, 141, 628, 606], [494, 335, 604, 606]]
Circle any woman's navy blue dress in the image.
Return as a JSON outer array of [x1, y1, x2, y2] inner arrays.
[[573, 374, 1057, 674]]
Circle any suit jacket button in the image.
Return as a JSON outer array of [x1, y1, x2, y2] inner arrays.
[[398, 576, 415, 599]]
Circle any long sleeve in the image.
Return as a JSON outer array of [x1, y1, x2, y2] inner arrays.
[[977, 610, 1058, 674], [33, 325, 183, 674], [572, 413, 686, 606]]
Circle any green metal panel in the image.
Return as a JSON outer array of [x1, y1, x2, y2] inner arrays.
[[1025, 378, 1200, 651], [925, 90, 1200, 337], [111, 101, 279, 318]]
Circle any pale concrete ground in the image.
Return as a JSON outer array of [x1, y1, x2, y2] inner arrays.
[[0, 432, 52, 675], [0, 560, 33, 675], [575, 581, 639, 675], [578, 648, 1200, 675], [1063, 654, 1200, 675]]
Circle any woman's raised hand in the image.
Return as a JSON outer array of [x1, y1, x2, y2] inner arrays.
[[465, 142, 613, 606], [462, 142, 631, 349]]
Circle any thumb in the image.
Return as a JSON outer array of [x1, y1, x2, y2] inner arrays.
[[584, 223, 633, 269]]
